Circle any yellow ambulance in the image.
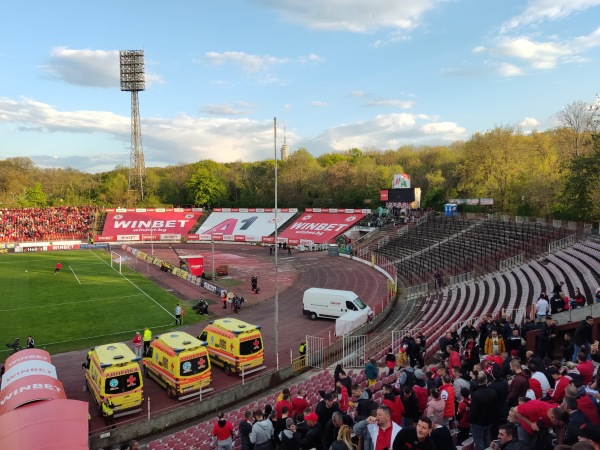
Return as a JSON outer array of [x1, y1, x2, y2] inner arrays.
[[198, 318, 266, 376], [143, 332, 211, 399], [84, 343, 143, 415]]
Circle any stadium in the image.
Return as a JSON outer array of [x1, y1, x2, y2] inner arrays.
[[1, 174, 600, 450]]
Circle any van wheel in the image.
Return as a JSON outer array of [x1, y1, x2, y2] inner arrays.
[[143, 366, 148, 378], [224, 364, 233, 376], [167, 387, 176, 399], [309, 312, 317, 320]]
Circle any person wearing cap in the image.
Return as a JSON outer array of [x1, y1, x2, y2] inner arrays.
[[250, 409, 274, 450], [578, 423, 600, 449], [297, 412, 323, 450], [543, 367, 569, 404], [353, 405, 401, 450], [412, 369, 429, 415], [315, 391, 340, 429]]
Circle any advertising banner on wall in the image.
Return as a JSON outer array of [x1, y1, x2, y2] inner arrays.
[[278, 211, 365, 244], [101, 209, 201, 239], [196, 210, 296, 241]]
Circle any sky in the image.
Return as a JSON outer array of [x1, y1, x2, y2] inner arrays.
[[1, 0, 599, 173]]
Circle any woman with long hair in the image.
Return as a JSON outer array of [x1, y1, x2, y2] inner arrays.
[[330, 424, 356, 450]]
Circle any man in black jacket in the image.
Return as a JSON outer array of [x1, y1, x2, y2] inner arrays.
[[573, 316, 594, 362], [469, 372, 499, 450]]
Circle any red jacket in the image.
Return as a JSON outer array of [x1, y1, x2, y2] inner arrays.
[[547, 376, 569, 404], [291, 395, 309, 416], [579, 360, 594, 385], [457, 398, 471, 428], [413, 385, 428, 413], [448, 351, 461, 372], [275, 399, 293, 419], [529, 377, 542, 399], [337, 386, 349, 413], [383, 393, 404, 426], [212, 419, 234, 441], [440, 383, 455, 418]]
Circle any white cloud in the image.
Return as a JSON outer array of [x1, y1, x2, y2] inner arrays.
[[310, 113, 467, 151], [472, 46, 486, 54], [367, 99, 415, 109], [497, 62, 524, 77], [479, 27, 600, 75], [519, 117, 540, 127], [203, 102, 253, 116], [205, 51, 289, 74], [311, 101, 328, 107], [502, 0, 600, 31], [40, 47, 163, 88], [252, 0, 437, 33]]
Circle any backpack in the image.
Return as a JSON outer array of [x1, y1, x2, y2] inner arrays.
[[402, 370, 415, 388]]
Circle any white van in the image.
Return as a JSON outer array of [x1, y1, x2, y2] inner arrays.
[[302, 288, 373, 320]]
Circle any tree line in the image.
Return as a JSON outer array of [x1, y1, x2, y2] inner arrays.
[[1, 101, 599, 221]]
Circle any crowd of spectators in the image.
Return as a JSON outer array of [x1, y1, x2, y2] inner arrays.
[[357, 205, 421, 229], [218, 309, 600, 450], [0, 206, 95, 242]]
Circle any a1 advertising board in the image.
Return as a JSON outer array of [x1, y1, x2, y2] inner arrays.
[[101, 208, 202, 240], [196, 209, 296, 242], [278, 210, 366, 244]]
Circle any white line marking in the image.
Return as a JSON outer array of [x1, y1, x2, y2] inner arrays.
[[69, 265, 82, 284], [89, 250, 175, 319], [0, 294, 146, 313]]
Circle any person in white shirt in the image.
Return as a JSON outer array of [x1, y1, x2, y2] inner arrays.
[[535, 294, 549, 321]]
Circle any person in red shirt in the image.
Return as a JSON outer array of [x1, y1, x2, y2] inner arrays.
[[382, 383, 404, 426], [212, 412, 234, 450], [55, 262, 62, 273], [335, 382, 349, 414], [439, 374, 455, 426], [544, 368, 569, 404], [578, 352, 595, 385], [447, 345, 461, 373], [456, 387, 471, 445], [275, 394, 294, 419], [514, 400, 567, 443], [291, 388, 309, 417]]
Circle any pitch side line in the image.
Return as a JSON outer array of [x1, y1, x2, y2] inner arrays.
[[0, 294, 146, 313], [69, 265, 82, 284], [90, 250, 175, 319], [0, 323, 174, 354]]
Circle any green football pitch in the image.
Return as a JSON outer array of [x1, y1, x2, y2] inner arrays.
[[0, 249, 206, 362]]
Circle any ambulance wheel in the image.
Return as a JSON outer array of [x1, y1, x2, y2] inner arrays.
[[224, 364, 233, 376], [309, 312, 317, 320], [143, 366, 148, 378], [167, 387, 176, 399]]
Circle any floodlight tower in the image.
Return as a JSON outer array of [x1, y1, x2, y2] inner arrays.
[[119, 50, 146, 202]]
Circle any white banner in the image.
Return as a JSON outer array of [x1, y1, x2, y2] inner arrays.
[[197, 211, 295, 238]]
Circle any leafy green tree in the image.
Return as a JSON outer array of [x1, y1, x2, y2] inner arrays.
[[186, 160, 227, 207], [24, 182, 48, 207]]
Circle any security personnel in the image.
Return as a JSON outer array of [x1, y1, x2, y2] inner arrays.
[[102, 398, 115, 429], [143, 327, 152, 356], [299, 341, 307, 366]]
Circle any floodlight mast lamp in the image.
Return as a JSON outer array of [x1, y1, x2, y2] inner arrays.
[[119, 50, 146, 202]]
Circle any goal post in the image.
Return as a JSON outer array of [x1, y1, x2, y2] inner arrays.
[[110, 251, 122, 274]]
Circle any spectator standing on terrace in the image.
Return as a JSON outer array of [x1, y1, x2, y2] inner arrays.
[[484, 329, 506, 355], [250, 409, 274, 450], [365, 358, 378, 387], [536, 315, 557, 359], [385, 348, 396, 375], [561, 333, 574, 362], [461, 320, 478, 343], [434, 270, 443, 289], [393, 416, 436, 450], [595, 285, 600, 303], [573, 316, 594, 362], [54, 262, 61, 274], [507, 359, 529, 407], [297, 412, 323, 450], [240, 410, 255, 450], [291, 388, 309, 417], [353, 406, 401, 450], [212, 412, 235, 450], [535, 294, 550, 321], [469, 372, 498, 450]]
